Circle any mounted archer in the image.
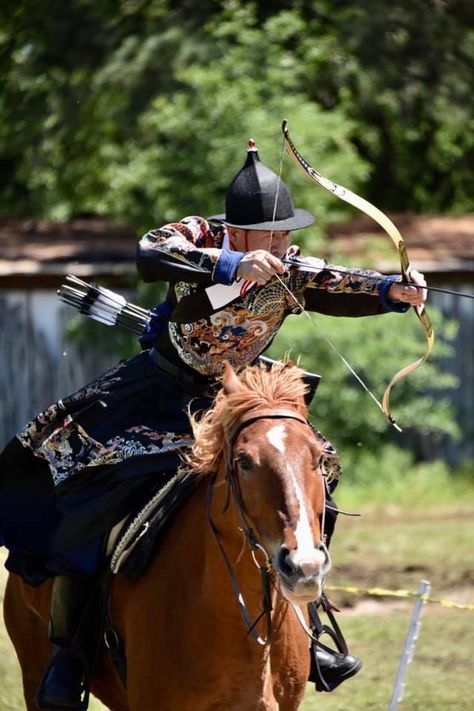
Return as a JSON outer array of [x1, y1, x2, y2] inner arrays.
[[0, 133, 428, 709]]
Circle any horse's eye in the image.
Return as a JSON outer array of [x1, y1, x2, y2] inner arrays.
[[235, 452, 253, 474]]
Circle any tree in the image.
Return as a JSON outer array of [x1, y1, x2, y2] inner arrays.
[[0, 0, 468, 467], [1, 0, 472, 220]]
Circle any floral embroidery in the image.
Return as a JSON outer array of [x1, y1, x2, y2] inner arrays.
[[15, 353, 195, 487]]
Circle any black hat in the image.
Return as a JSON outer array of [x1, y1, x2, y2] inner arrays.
[[209, 139, 315, 231]]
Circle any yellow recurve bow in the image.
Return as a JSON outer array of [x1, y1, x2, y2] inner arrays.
[[281, 120, 434, 429]]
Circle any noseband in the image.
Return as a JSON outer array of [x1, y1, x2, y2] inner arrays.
[[207, 408, 317, 646]]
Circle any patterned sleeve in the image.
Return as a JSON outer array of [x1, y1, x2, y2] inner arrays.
[[137, 216, 243, 285], [294, 261, 409, 316]]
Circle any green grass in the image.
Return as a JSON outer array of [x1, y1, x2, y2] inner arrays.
[[328, 508, 473, 597], [302, 608, 474, 710], [2, 472, 473, 710], [301, 473, 474, 710]]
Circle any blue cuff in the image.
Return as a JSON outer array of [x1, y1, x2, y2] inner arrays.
[[214, 249, 245, 284], [379, 275, 410, 313], [138, 299, 173, 348]]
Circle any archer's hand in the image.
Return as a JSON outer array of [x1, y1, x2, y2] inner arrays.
[[388, 269, 427, 306], [237, 250, 285, 286]]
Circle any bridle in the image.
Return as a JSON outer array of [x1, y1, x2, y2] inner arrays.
[[206, 407, 325, 646]]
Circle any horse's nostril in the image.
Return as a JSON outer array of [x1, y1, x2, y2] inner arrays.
[[277, 546, 294, 578], [277, 543, 330, 582]]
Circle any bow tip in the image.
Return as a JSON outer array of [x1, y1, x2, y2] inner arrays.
[[388, 415, 403, 433]]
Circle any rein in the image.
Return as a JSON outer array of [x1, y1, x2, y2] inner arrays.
[[206, 408, 314, 646], [206, 478, 274, 646]]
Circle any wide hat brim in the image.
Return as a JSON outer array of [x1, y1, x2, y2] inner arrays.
[[208, 208, 315, 231]]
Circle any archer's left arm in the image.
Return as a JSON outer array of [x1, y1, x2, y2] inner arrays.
[[299, 264, 426, 317]]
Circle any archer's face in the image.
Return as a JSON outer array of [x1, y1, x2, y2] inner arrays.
[[228, 228, 291, 258]]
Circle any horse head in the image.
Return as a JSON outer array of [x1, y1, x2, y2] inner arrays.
[[188, 360, 331, 607]]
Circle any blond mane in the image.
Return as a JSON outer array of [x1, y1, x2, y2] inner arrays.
[[185, 362, 309, 476]]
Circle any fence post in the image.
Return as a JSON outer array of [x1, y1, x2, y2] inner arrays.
[[388, 579, 431, 710]]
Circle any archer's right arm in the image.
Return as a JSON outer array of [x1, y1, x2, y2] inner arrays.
[[137, 216, 243, 286]]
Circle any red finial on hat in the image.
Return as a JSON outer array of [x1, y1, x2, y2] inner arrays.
[[247, 138, 257, 151]]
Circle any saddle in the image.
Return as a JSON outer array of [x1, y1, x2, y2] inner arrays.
[[101, 470, 200, 688], [106, 470, 200, 578]]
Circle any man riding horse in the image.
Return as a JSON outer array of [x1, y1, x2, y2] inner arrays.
[[0, 137, 427, 709]]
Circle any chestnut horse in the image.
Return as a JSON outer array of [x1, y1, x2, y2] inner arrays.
[[4, 361, 331, 710]]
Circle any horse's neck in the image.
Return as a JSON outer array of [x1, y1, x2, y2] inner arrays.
[[166, 473, 271, 615], [115, 473, 306, 688]]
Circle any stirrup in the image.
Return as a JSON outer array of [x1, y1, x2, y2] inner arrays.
[[308, 592, 350, 692], [36, 647, 91, 711]]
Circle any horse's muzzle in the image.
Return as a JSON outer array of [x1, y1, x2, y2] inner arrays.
[[275, 543, 331, 605]]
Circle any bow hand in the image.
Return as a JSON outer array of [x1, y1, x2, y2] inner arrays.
[[388, 269, 428, 307]]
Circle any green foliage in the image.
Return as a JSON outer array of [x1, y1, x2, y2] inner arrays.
[[268, 305, 461, 478], [291, 0, 474, 212], [1, 0, 472, 220], [70, 1, 367, 237]]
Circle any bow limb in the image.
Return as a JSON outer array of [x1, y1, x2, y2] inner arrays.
[[281, 120, 434, 427], [381, 304, 434, 424]]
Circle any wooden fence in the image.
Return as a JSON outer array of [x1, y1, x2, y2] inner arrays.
[[0, 292, 118, 447]]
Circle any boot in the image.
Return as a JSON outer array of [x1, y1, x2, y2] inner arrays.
[[36, 574, 97, 710], [37, 644, 88, 710], [310, 645, 363, 692], [307, 591, 363, 692]]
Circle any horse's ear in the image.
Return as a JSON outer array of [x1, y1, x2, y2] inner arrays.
[[222, 361, 243, 395]]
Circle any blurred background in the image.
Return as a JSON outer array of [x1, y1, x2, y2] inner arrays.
[[0, 1, 473, 709]]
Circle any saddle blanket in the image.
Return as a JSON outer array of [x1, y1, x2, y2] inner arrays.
[[107, 471, 200, 578]]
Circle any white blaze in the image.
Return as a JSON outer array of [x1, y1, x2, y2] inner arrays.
[[267, 424, 324, 577], [290, 470, 316, 561], [266, 424, 287, 454]]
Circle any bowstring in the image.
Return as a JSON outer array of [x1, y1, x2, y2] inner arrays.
[[267, 133, 287, 248], [273, 131, 401, 431], [274, 274, 395, 425]]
